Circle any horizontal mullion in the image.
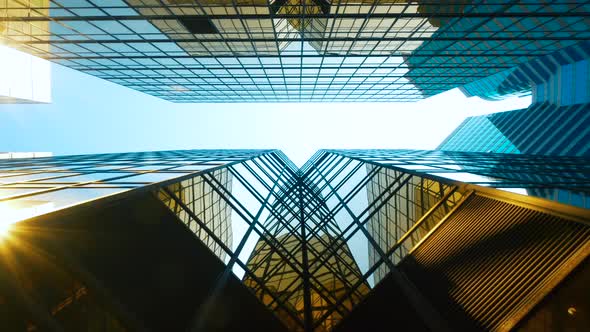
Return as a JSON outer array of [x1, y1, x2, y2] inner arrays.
[[3, 12, 590, 21]]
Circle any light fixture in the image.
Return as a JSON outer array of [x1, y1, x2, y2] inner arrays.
[[568, 307, 577, 316]]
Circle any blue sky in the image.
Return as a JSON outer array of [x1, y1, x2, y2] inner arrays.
[[0, 57, 531, 166]]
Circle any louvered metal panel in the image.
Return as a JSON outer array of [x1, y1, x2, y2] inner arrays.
[[400, 193, 590, 331]]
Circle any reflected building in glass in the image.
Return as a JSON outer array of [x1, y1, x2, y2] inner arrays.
[[1, 1, 590, 102], [0, 149, 588, 331]]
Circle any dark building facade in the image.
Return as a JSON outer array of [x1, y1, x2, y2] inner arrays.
[[1, 1, 590, 102], [0, 149, 588, 331]]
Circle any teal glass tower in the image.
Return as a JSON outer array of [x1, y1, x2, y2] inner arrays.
[[439, 41, 590, 157]]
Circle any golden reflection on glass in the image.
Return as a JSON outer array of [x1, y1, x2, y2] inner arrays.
[[243, 233, 369, 331], [366, 165, 465, 284], [286, 0, 439, 55], [136, 0, 290, 55], [0, 1, 50, 54]]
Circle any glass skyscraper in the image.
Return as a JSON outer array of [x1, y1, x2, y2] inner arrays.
[[0, 44, 51, 103], [439, 41, 590, 157], [0, 149, 588, 331], [1, 2, 590, 332], [1, 1, 590, 102]]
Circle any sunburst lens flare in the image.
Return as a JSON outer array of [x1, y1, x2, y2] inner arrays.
[[0, 205, 20, 238], [0, 201, 55, 239]]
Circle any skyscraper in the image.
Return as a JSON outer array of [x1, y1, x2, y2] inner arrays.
[[403, 2, 590, 98], [0, 152, 52, 159], [459, 41, 590, 105], [1, 3, 589, 331], [365, 164, 464, 283], [0, 44, 51, 104], [0, 148, 588, 331], [435, 41, 590, 207], [437, 103, 590, 156], [439, 41, 590, 156], [438, 42, 590, 152], [1, 1, 589, 102]]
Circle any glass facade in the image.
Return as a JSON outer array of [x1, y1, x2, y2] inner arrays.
[[458, 67, 530, 101], [365, 165, 465, 283], [459, 41, 590, 104], [438, 102, 590, 157], [158, 168, 233, 260], [535, 56, 590, 106], [243, 233, 370, 332], [0, 149, 271, 224], [437, 40, 590, 208], [438, 113, 522, 153], [0, 149, 589, 331], [439, 41, 590, 208], [1, 1, 589, 102]]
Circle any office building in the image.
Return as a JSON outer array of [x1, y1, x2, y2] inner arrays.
[[243, 233, 370, 332], [0, 44, 51, 104], [436, 42, 590, 207], [0, 148, 588, 331], [1, 1, 589, 102], [0, 152, 52, 159], [437, 103, 590, 156], [403, 2, 590, 98], [439, 41, 590, 157], [459, 41, 590, 105], [365, 165, 464, 283]]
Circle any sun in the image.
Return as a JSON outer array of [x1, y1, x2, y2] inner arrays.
[[0, 221, 14, 238], [0, 203, 22, 239], [0, 200, 55, 239]]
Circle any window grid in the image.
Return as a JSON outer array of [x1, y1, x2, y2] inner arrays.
[[2, 1, 589, 102]]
